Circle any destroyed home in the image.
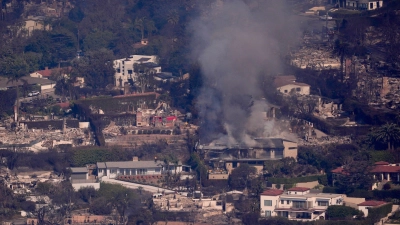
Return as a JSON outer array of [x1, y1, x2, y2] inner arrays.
[[260, 187, 345, 221], [198, 138, 297, 176], [0, 119, 93, 152]]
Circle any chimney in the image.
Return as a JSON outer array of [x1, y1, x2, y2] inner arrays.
[[133, 156, 139, 161], [45, 66, 49, 71]]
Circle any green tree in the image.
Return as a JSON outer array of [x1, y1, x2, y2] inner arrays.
[[326, 205, 363, 220], [229, 164, 257, 190]]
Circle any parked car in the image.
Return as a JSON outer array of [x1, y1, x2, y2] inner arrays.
[[28, 91, 40, 97], [320, 15, 333, 20]]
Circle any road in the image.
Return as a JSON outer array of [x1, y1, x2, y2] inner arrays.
[[101, 177, 175, 194]]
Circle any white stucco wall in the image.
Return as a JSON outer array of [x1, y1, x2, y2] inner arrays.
[[72, 182, 100, 191], [277, 84, 310, 95]]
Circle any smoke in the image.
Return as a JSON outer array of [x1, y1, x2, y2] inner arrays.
[[190, 0, 300, 145]]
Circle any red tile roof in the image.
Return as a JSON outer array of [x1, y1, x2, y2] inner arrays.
[[34, 67, 72, 77], [288, 187, 310, 192], [374, 161, 390, 165], [358, 200, 387, 207], [331, 167, 350, 175], [370, 165, 400, 173], [261, 189, 284, 196]]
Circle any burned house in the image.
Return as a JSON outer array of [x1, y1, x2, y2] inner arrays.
[[198, 138, 297, 176]]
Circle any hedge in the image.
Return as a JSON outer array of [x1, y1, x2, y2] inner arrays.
[[326, 205, 363, 220], [367, 202, 393, 223], [268, 175, 326, 185], [373, 189, 400, 201]]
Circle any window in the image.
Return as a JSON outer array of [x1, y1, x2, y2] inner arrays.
[[293, 201, 306, 209], [318, 201, 329, 206], [284, 90, 288, 93], [155, 168, 161, 173], [283, 211, 289, 218], [370, 2, 373, 9], [296, 88, 301, 92], [281, 200, 284, 204], [287, 200, 290, 204], [264, 200, 272, 206], [265, 210, 271, 217]]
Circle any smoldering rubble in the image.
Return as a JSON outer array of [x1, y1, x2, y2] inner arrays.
[[190, 0, 300, 146]]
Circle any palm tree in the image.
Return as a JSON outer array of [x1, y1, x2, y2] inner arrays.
[[333, 39, 350, 82], [145, 19, 157, 38], [134, 17, 145, 40], [167, 10, 179, 26], [373, 123, 400, 150]]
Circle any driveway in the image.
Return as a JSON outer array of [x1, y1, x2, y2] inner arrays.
[[101, 177, 175, 194]]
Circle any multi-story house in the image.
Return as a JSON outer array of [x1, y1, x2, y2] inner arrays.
[[346, 0, 383, 10], [96, 157, 183, 179], [260, 187, 344, 221], [113, 55, 161, 87]]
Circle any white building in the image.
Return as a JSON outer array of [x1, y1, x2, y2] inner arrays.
[[70, 167, 100, 191], [357, 200, 388, 217], [274, 75, 311, 96], [24, 16, 51, 36], [277, 83, 311, 95], [346, 0, 383, 10], [113, 55, 161, 87], [96, 157, 183, 179], [260, 187, 344, 221]]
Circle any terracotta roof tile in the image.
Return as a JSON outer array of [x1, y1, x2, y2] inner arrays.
[[288, 187, 310, 192], [358, 200, 387, 207], [261, 189, 284, 196], [370, 165, 400, 173], [374, 161, 390, 165]]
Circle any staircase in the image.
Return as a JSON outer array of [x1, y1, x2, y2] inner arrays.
[[377, 180, 388, 190]]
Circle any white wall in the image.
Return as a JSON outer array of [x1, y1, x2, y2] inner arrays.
[[72, 182, 100, 191], [368, 1, 383, 10], [30, 72, 44, 78], [260, 195, 280, 217], [278, 84, 310, 95], [113, 55, 159, 87], [358, 206, 369, 217], [40, 83, 55, 91]]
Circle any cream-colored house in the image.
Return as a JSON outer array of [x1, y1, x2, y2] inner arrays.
[[357, 201, 388, 217], [24, 16, 50, 36], [260, 187, 344, 221]]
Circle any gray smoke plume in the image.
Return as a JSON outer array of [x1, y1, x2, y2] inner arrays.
[[190, 0, 300, 146]]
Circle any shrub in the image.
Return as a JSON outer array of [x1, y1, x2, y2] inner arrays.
[[268, 175, 325, 185], [326, 205, 363, 220], [368, 202, 392, 223], [383, 183, 391, 190]]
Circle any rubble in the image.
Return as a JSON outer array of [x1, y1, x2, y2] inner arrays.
[[0, 119, 94, 152]]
